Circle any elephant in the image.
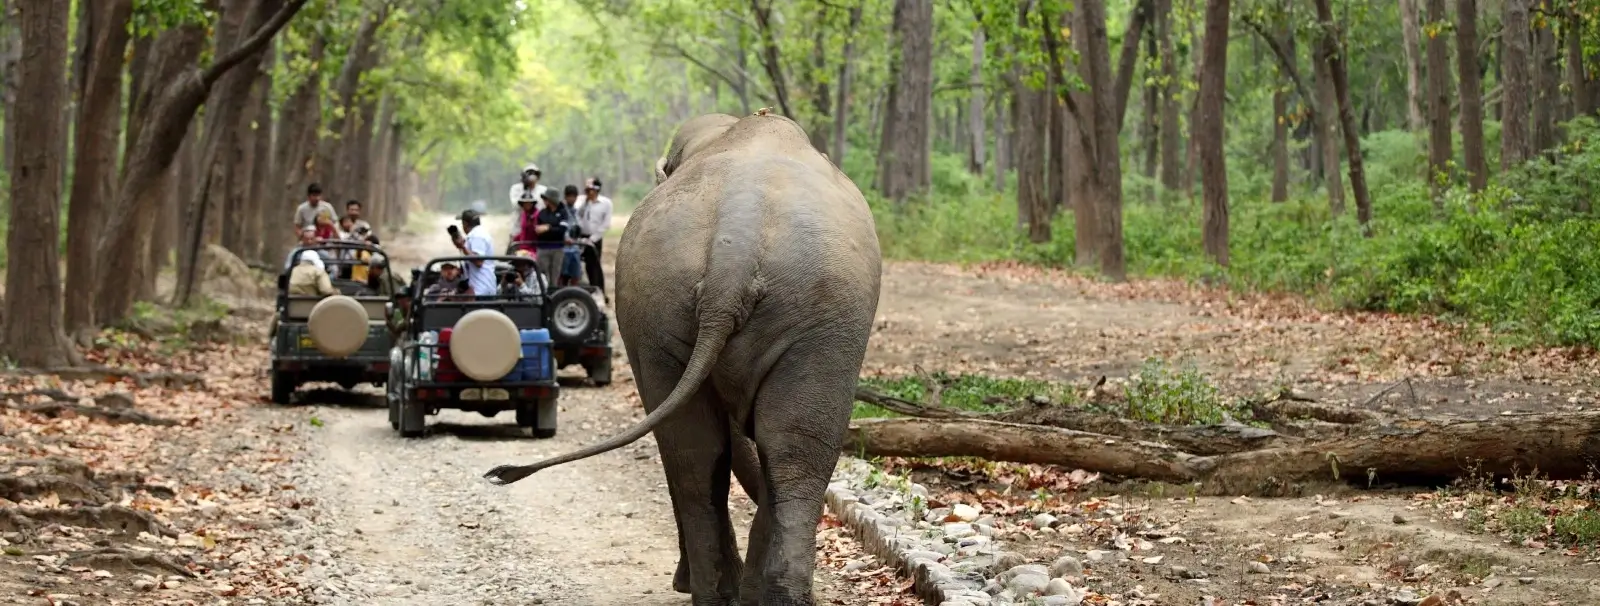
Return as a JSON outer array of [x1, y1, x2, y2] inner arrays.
[[483, 111, 883, 606]]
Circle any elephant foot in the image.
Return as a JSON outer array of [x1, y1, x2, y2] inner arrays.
[[672, 558, 691, 593]]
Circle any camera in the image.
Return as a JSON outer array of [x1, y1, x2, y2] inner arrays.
[[356, 225, 370, 235]]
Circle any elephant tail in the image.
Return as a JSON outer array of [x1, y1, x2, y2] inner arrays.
[[482, 303, 737, 486]]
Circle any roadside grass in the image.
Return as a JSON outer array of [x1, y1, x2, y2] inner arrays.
[[1440, 468, 1600, 549], [97, 299, 236, 359], [854, 357, 1250, 426]]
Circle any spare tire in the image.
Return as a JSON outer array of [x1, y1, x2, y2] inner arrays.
[[548, 287, 601, 342], [451, 309, 522, 381], [307, 295, 369, 357]]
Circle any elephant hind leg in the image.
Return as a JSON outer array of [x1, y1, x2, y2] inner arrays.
[[677, 431, 764, 597], [749, 348, 863, 606], [656, 394, 743, 604]]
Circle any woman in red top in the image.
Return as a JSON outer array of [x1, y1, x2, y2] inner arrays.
[[512, 193, 540, 254]]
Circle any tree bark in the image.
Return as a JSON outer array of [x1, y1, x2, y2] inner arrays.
[[831, 3, 862, 166], [1532, 15, 1558, 153], [1502, 0, 1533, 169], [275, 33, 324, 255], [1155, 0, 1182, 196], [1399, 0, 1426, 131], [877, 0, 934, 202], [1425, 0, 1454, 201], [1016, 82, 1050, 243], [3, 0, 77, 367], [1566, 9, 1592, 117], [1112, 0, 1149, 127], [244, 40, 274, 263], [1197, 0, 1229, 265], [94, 0, 308, 325], [967, 24, 986, 174], [1082, 0, 1126, 280], [63, 0, 132, 338], [1317, 0, 1372, 229], [312, 5, 385, 201], [1456, 0, 1488, 191], [1270, 88, 1290, 202], [1312, 36, 1345, 213]]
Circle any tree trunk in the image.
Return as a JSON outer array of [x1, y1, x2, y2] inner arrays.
[[993, 90, 1008, 191], [176, 0, 278, 307], [1399, 0, 1426, 131], [967, 25, 986, 174], [831, 4, 862, 166], [1197, 0, 1229, 265], [1456, 0, 1488, 191], [1566, 9, 1592, 117], [1015, 81, 1048, 243], [1082, 0, 1126, 280], [275, 33, 323, 255], [95, 0, 308, 325], [1532, 15, 1558, 153], [1311, 38, 1346, 213], [1317, 0, 1372, 229], [1155, 0, 1182, 196], [1112, 0, 1149, 127], [1502, 0, 1533, 169], [1425, 0, 1454, 201], [877, 0, 933, 202], [244, 40, 274, 263], [1270, 88, 1290, 202], [1065, 6, 1095, 262], [3, 0, 77, 367], [1047, 68, 1068, 214], [62, 0, 131, 338], [1142, 28, 1161, 202], [312, 5, 385, 201]]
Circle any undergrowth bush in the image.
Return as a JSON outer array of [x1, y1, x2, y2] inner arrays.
[[868, 121, 1600, 349]]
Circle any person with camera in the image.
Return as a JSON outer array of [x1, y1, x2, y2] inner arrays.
[[450, 208, 499, 298], [345, 199, 378, 244], [507, 163, 547, 253]]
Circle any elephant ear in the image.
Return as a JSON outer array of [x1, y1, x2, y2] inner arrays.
[[654, 157, 669, 185]]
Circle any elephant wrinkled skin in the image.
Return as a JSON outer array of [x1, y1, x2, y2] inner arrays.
[[484, 112, 883, 606]]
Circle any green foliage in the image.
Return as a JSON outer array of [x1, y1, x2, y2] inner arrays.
[[853, 373, 1073, 418], [1120, 358, 1231, 425]]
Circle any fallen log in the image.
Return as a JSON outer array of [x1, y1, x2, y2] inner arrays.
[[0, 505, 179, 537], [842, 418, 1211, 483], [842, 411, 1600, 491], [0, 366, 204, 388], [988, 405, 1293, 455]]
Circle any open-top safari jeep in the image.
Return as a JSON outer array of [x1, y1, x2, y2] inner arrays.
[[269, 242, 394, 404], [386, 255, 562, 438], [508, 239, 613, 386]]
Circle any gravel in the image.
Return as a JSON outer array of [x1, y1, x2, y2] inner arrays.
[[824, 458, 1095, 606]]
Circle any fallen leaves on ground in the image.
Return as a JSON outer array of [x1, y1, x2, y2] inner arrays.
[[0, 328, 317, 604], [814, 512, 921, 605]]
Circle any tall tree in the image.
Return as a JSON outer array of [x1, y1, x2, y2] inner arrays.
[[968, 23, 986, 174], [1424, 0, 1453, 200], [1197, 0, 1229, 264], [1502, 0, 1533, 169], [1532, 15, 1559, 152], [877, 0, 934, 202], [1399, 0, 1426, 131], [63, 0, 132, 338], [1312, 30, 1345, 212], [1154, 0, 1182, 196], [1315, 0, 1371, 228], [1566, 9, 1592, 117], [1456, 0, 1488, 191], [4, 0, 77, 366], [94, 0, 309, 325]]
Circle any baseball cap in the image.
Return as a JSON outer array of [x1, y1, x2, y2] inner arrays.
[[439, 261, 459, 269], [522, 163, 541, 176], [539, 188, 560, 203]]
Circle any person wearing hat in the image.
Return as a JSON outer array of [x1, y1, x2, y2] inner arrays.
[[508, 248, 543, 296], [531, 187, 570, 290], [292, 183, 337, 244], [365, 256, 406, 298], [424, 261, 467, 300], [508, 189, 540, 253], [287, 248, 336, 298], [454, 208, 499, 298], [508, 163, 547, 252], [575, 177, 613, 295]]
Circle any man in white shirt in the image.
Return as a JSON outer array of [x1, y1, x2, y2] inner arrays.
[[285, 227, 330, 271], [576, 178, 614, 295], [453, 209, 499, 298], [292, 183, 337, 243], [507, 164, 547, 252]]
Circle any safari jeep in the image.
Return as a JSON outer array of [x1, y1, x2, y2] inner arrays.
[[508, 240, 613, 386], [387, 255, 562, 438], [269, 242, 394, 404]]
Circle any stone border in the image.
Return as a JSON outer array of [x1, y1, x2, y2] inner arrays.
[[824, 457, 1091, 606]]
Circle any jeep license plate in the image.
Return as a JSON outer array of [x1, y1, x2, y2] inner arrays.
[[298, 335, 315, 349]]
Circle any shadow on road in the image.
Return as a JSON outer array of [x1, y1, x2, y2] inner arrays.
[[293, 387, 386, 408], [420, 421, 540, 441]]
